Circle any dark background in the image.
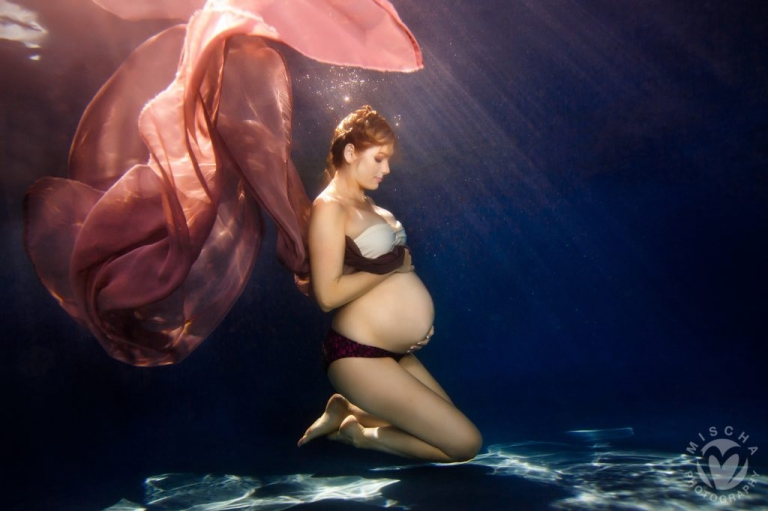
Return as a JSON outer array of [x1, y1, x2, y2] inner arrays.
[[2, 0, 766, 509]]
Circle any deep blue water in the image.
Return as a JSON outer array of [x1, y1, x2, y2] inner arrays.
[[2, 0, 766, 509]]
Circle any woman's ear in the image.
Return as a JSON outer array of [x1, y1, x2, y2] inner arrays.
[[343, 143, 356, 164]]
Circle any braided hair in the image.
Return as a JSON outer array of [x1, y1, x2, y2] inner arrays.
[[324, 105, 396, 184]]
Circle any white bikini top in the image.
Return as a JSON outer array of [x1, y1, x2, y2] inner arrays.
[[352, 221, 407, 259]]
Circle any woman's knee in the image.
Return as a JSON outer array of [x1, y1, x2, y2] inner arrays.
[[444, 427, 483, 462]]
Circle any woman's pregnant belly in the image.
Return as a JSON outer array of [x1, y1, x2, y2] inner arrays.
[[332, 272, 434, 353]]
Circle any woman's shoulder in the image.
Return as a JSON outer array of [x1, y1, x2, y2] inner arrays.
[[311, 193, 347, 225], [313, 191, 344, 210]]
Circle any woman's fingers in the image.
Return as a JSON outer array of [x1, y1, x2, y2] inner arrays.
[[408, 325, 434, 352], [422, 325, 434, 345], [397, 248, 415, 273]]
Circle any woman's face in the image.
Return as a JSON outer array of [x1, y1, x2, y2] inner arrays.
[[350, 144, 394, 190]]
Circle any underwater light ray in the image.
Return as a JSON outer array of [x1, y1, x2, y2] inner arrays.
[[399, 1, 687, 330], [520, 0, 645, 95], [397, 45, 545, 218]]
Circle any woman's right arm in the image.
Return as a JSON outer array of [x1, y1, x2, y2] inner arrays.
[[309, 198, 411, 312]]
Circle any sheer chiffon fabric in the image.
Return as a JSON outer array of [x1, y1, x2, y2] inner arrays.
[[24, 0, 422, 366]]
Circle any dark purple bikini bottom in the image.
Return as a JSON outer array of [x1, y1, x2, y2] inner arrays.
[[322, 329, 405, 371]]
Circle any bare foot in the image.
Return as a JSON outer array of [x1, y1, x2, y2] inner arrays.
[[297, 394, 350, 446], [328, 415, 366, 447]]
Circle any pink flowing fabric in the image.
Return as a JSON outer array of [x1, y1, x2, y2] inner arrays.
[[24, 0, 422, 366]]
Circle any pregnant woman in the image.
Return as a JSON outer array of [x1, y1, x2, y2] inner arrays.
[[297, 106, 482, 462]]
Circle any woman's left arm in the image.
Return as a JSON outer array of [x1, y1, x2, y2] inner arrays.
[[309, 198, 412, 312]]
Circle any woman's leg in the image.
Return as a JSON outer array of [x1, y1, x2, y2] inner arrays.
[[297, 353, 451, 446], [327, 357, 482, 462], [398, 353, 452, 403], [298, 393, 389, 446]]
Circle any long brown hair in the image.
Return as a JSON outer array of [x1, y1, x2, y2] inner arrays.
[[324, 105, 396, 185]]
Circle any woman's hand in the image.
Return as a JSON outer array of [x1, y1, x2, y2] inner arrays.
[[408, 325, 433, 353], [396, 247, 414, 273]]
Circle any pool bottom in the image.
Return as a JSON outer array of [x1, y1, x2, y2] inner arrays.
[[97, 439, 767, 511]]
